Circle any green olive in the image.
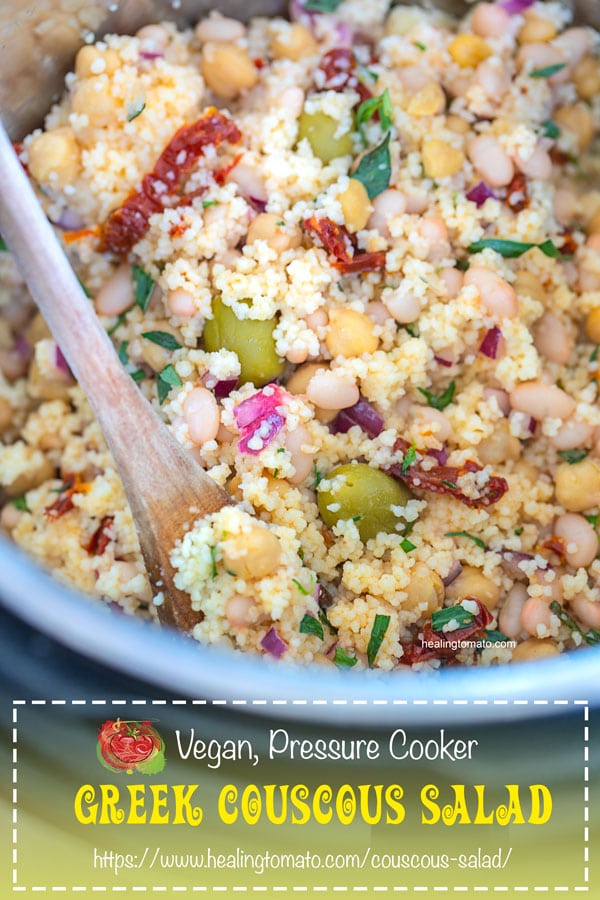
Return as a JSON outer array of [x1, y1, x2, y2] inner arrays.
[[203, 296, 285, 387], [297, 109, 353, 164], [317, 463, 414, 543]]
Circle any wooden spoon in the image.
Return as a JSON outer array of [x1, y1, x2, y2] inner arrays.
[[0, 121, 230, 631]]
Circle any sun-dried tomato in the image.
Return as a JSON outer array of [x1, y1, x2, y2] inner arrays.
[[389, 437, 508, 508], [213, 151, 243, 186], [303, 214, 386, 274], [559, 231, 578, 256], [400, 599, 493, 665], [86, 515, 115, 556], [505, 171, 528, 213], [44, 475, 92, 520], [316, 48, 371, 103], [102, 109, 242, 256], [538, 534, 567, 564]]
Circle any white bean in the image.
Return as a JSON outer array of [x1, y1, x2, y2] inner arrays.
[[228, 163, 267, 204], [278, 86, 305, 119], [464, 267, 518, 318], [167, 289, 196, 317], [551, 419, 593, 451], [404, 193, 428, 214], [397, 65, 430, 92], [286, 343, 309, 365], [554, 513, 598, 568], [225, 594, 255, 628], [471, 2, 510, 38], [570, 596, 600, 630], [554, 189, 578, 226], [521, 596, 555, 637], [285, 424, 314, 484], [414, 216, 450, 262], [468, 135, 514, 188], [306, 370, 359, 410], [195, 15, 245, 43], [515, 144, 552, 181], [517, 43, 568, 82], [510, 381, 576, 420], [304, 309, 328, 333], [95, 265, 134, 316], [382, 287, 421, 324], [533, 311, 572, 364], [440, 266, 463, 298], [553, 27, 593, 68], [476, 59, 510, 98], [499, 584, 528, 640], [366, 301, 390, 327], [183, 387, 220, 446], [367, 189, 407, 237], [413, 406, 452, 441]]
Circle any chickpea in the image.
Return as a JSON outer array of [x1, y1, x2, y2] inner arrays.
[[585, 307, 600, 343], [325, 309, 379, 358], [270, 23, 317, 61], [407, 82, 446, 117], [225, 594, 256, 628], [287, 362, 323, 396], [0, 396, 13, 433], [201, 42, 258, 100], [510, 381, 575, 421], [448, 34, 491, 68], [405, 562, 444, 615], [422, 140, 465, 179], [533, 312, 572, 365], [75, 45, 120, 78], [247, 213, 301, 253], [554, 103, 595, 153], [445, 566, 501, 610], [168, 289, 196, 318], [27, 128, 80, 187], [71, 78, 117, 127], [338, 179, 372, 234], [573, 55, 600, 100], [517, 14, 557, 44], [221, 526, 281, 580], [511, 638, 559, 662], [477, 420, 521, 466], [3, 452, 54, 497], [554, 513, 599, 568], [555, 458, 600, 512]]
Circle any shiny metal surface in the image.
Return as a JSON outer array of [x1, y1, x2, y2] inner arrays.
[[0, 0, 599, 719]]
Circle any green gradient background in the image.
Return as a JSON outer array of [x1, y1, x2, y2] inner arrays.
[[1, 700, 596, 893]]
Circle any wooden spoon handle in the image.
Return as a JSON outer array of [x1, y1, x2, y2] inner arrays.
[[0, 122, 228, 629]]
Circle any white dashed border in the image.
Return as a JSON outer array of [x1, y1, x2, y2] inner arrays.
[[11, 699, 590, 893]]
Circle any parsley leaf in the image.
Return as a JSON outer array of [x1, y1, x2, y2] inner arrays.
[[367, 614, 390, 668], [355, 88, 393, 144], [431, 604, 474, 632], [141, 330, 182, 351], [107, 310, 130, 337], [132, 265, 155, 313], [117, 341, 129, 365], [157, 363, 182, 404], [78, 277, 92, 298], [0, 236, 7, 251], [299, 613, 324, 640], [318, 608, 338, 635], [413, 41, 427, 51], [352, 132, 391, 200], [468, 238, 570, 260], [400, 538, 416, 553], [334, 646, 358, 668], [590, 346, 599, 364], [445, 531, 486, 550], [130, 369, 146, 382], [558, 449, 588, 464], [550, 601, 600, 646], [542, 120, 560, 139], [530, 63, 566, 78], [418, 380, 455, 411], [304, 0, 342, 10], [202, 200, 219, 208], [209, 545, 218, 579], [12, 495, 30, 512], [358, 65, 379, 85], [481, 629, 509, 644], [292, 577, 312, 596], [586, 513, 599, 530], [401, 444, 416, 474], [441, 480, 457, 490], [514, 527, 524, 536], [313, 463, 323, 487]]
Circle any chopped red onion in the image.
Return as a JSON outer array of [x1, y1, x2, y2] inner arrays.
[[313, 581, 321, 604], [484, 387, 510, 416], [427, 446, 448, 466], [500, 549, 546, 579], [140, 50, 164, 59], [248, 196, 268, 213], [498, 0, 535, 13], [335, 21, 354, 47], [442, 560, 462, 587], [479, 326, 502, 359], [331, 397, 384, 439], [434, 355, 453, 368], [14, 335, 31, 358], [466, 181, 497, 208], [55, 345, 72, 376], [290, 0, 318, 26], [213, 377, 238, 399], [260, 627, 287, 658], [234, 385, 288, 455]]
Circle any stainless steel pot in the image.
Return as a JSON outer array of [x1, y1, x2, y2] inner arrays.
[[1, 0, 599, 724]]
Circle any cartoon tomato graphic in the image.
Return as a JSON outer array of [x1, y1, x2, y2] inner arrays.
[[97, 719, 166, 774]]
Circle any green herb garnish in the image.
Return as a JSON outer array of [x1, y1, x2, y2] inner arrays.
[[299, 613, 324, 640], [367, 614, 390, 668], [132, 265, 155, 313], [514, 527, 524, 536], [334, 646, 358, 668], [542, 120, 560, 139], [530, 63, 566, 79], [117, 341, 129, 365], [12, 495, 30, 512], [0, 236, 7, 251], [202, 200, 219, 208], [481, 629, 509, 644], [455, 257, 470, 271], [293, 577, 312, 596], [400, 538, 416, 553], [418, 380, 455, 411], [352, 132, 391, 201], [586, 513, 599, 530], [107, 310, 130, 337], [590, 346, 599, 364], [313, 463, 323, 487], [127, 100, 146, 122], [413, 40, 427, 51], [468, 238, 570, 260], [318, 608, 338, 635], [78, 278, 92, 298], [355, 89, 393, 144], [304, 0, 342, 10], [403, 323, 420, 338], [157, 363, 182, 404], [401, 444, 416, 474], [550, 600, 600, 646], [558, 449, 588, 464], [209, 545, 218, 579], [131, 369, 146, 382], [142, 330, 182, 351], [431, 604, 475, 632], [441, 480, 458, 490], [445, 531, 486, 550], [358, 65, 379, 85]]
